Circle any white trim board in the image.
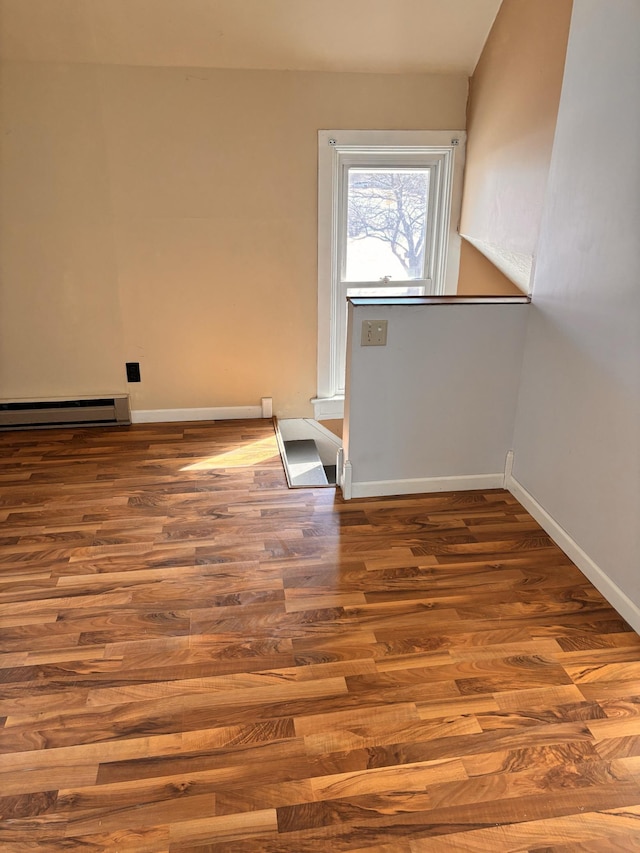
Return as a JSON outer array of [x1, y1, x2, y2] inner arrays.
[[311, 396, 344, 421], [348, 473, 504, 499], [301, 418, 342, 445], [131, 405, 265, 424], [507, 473, 640, 635]]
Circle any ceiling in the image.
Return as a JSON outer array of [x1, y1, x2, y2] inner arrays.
[[0, 0, 502, 74]]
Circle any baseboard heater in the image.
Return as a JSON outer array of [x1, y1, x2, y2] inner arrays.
[[0, 396, 131, 430]]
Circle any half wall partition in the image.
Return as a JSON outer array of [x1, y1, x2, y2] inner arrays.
[[340, 296, 530, 499]]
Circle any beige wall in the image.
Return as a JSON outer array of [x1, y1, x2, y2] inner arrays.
[[0, 62, 125, 400], [457, 239, 520, 296], [0, 63, 467, 416], [459, 0, 573, 292]]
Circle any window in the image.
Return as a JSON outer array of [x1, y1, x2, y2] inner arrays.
[[314, 130, 465, 418]]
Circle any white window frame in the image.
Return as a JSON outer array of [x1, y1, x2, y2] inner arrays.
[[313, 130, 466, 420]]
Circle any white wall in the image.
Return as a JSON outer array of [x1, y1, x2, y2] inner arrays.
[[512, 0, 640, 621], [343, 299, 529, 497]]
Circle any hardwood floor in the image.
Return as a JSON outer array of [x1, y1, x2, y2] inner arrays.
[[1, 420, 640, 852]]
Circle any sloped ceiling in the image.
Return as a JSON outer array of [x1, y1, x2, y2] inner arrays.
[[0, 0, 502, 74]]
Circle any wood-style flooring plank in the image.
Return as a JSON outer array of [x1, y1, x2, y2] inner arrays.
[[1, 420, 639, 850]]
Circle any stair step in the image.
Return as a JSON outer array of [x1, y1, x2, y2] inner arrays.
[[283, 439, 329, 487], [323, 465, 337, 484]]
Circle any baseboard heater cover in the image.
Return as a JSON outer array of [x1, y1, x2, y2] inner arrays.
[[0, 396, 131, 430]]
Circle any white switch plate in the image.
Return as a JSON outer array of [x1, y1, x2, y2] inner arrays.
[[361, 319, 388, 346]]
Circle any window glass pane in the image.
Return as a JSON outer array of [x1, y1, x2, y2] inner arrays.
[[344, 168, 430, 282]]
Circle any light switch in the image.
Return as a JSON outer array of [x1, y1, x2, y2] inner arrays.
[[361, 320, 388, 346]]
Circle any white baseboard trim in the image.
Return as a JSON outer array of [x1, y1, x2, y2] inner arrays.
[[507, 473, 640, 634], [341, 459, 353, 500], [131, 406, 263, 424], [503, 450, 514, 488], [349, 472, 504, 499]]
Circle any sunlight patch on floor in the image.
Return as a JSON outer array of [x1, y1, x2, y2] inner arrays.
[[180, 436, 279, 470]]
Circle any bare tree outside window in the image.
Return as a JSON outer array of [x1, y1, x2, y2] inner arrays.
[[345, 168, 430, 281]]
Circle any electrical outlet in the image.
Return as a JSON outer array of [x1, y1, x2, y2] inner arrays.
[[126, 362, 141, 382], [361, 319, 388, 346]]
